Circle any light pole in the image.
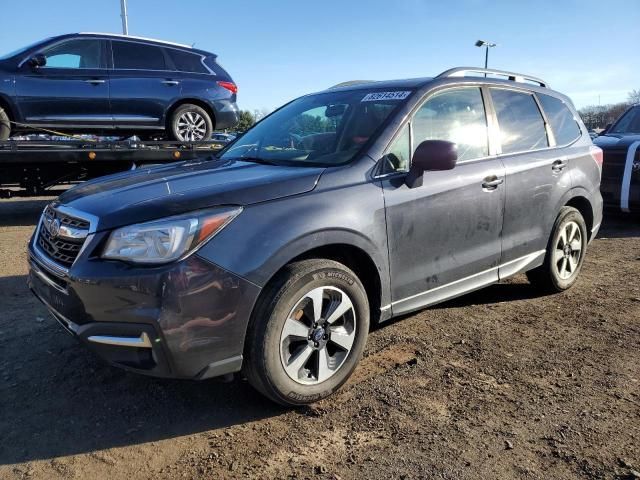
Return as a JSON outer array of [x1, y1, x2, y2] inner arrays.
[[475, 40, 496, 69], [120, 0, 129, 35]]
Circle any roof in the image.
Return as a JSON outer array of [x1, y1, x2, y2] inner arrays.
[[78, 32, 192, 49], [326, 77, 433, 92]]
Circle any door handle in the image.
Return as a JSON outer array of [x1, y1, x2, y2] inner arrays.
[[84, 79, 105, 85], [482, 176, 504, 190], [552, 159, 568, 172], [162, 80, 180, 86]]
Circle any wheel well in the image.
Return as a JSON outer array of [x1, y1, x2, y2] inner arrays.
[[263, 244, 383, 324], [166, 99, 216, 130], [565, 196, 594, 239]]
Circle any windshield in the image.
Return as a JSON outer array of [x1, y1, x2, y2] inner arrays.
[[610, 106, 640, 134], [0, 38, 52, 61], [219, 88, 413, 166]]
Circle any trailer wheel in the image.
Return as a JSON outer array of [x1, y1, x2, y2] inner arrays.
[[0, 107, 10, 141], [170, 104, 213, 142]]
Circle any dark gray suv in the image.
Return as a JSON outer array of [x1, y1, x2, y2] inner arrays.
[[28, 68, 603, 405]]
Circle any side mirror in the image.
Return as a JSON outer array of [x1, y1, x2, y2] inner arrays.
[[599, 123, 612, 136], [405, 140, 457, 188], [29, 54, 46, 68]]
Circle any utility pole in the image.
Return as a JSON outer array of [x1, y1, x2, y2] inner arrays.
[[120, 0, 129, 35], [475, 40, 497, 70]]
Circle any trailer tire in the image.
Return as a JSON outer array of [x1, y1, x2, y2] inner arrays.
[[0, 107, 10, 141]]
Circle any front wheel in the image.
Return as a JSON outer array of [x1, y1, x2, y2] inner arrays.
[[169, 104, 213, 142], [244, 259, 370, 406], [527, 206, 588, 292]]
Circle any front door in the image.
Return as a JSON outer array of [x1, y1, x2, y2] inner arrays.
[[381, 87, 505, 315], [16, 38, 111, 127]]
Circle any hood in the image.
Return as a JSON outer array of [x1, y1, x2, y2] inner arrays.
[[594, 134, 640, 150], [58, 158, 324, 231]]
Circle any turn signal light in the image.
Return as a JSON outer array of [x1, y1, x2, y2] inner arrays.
[[217, 81, 238, 94]]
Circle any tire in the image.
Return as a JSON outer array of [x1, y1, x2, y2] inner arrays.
[[526, 206, 588, 292], [0, 107, 11, 141], [244, 259, 370, 406], [169, 104, 213, 142]]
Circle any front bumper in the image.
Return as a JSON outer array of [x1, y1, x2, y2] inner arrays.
[[28, 238, 261, 379]]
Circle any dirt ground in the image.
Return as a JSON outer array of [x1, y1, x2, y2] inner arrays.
[[0, 197, 638, 480]]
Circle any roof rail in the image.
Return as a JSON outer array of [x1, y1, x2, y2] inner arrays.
[[436, 67, 548, 88]]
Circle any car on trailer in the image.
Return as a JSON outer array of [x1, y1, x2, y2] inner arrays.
[[0, 33, 239, 141], [594, 104, 640, 213]]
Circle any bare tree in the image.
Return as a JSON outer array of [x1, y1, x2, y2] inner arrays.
[[628, 89, 640, 105]]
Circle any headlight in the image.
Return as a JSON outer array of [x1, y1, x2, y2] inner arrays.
[[102, 207, 242, 264]]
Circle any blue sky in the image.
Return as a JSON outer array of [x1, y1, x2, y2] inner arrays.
[[1, 0, 637, 112]]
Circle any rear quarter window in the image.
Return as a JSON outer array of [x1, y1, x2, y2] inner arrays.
[[491, 88, 549, 154], [167, 49, 208, 74], [537, 93, 581, 145]]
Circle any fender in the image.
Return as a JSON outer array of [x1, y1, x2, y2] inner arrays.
[[552, 186, 599, 239]]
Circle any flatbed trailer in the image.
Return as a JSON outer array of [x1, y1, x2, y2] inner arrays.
[[0, 140, 224, 197]]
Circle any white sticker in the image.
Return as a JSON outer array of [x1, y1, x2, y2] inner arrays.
[[361, 91, 411, 102]]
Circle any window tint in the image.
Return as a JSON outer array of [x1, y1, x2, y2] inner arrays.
[[167, 49, 208, 73], [381, 124, 411, 173], [537, 93, 581, 145], [112, 41, 166, 70], [413, 88, 489, 161], [41, 39, 103, 69], [491, 89, 549, 153]]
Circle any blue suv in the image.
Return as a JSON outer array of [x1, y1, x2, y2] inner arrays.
[[0, 33, 239, 140]]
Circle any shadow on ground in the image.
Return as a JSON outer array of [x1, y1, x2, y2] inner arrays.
[[0, 274, 284, 465]]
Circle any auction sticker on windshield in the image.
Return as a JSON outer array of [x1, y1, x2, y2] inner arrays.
[[361, 91, 411, 102]]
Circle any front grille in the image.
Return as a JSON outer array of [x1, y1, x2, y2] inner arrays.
[[36, 205, 90, 268]]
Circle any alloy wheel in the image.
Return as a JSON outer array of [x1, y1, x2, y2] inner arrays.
[[553, 220, 582, 280], [279, 286, 356, 385], [176, 111, 207, 141]]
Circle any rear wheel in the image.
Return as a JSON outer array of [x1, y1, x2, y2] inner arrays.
[[0, 107, 11, 140], [526, 207, 587, 292], [169, 104, 213, 142], [244, 259, 370, 406]]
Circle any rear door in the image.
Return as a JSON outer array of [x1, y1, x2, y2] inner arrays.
[[489, 88, 574, 277], [381, 86, 506, 314], [109, 40, 182, 128], [15, 38, 111, 126]]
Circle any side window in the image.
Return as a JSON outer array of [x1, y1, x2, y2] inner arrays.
[[412, 88, 489, 161], [41, 39, 103, 69], [537, 93, 581, 145], [381, 124, 411, 174], [491, 89, 549, 154], [112, 41, 166, 70], [167, 49, 208, 73]]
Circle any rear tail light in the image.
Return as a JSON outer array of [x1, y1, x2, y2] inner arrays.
[[217, 81, 237, 94], [590, 145, 603, 168]]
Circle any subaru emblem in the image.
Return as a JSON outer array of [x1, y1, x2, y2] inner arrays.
[[49, 218, 61, 238]]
